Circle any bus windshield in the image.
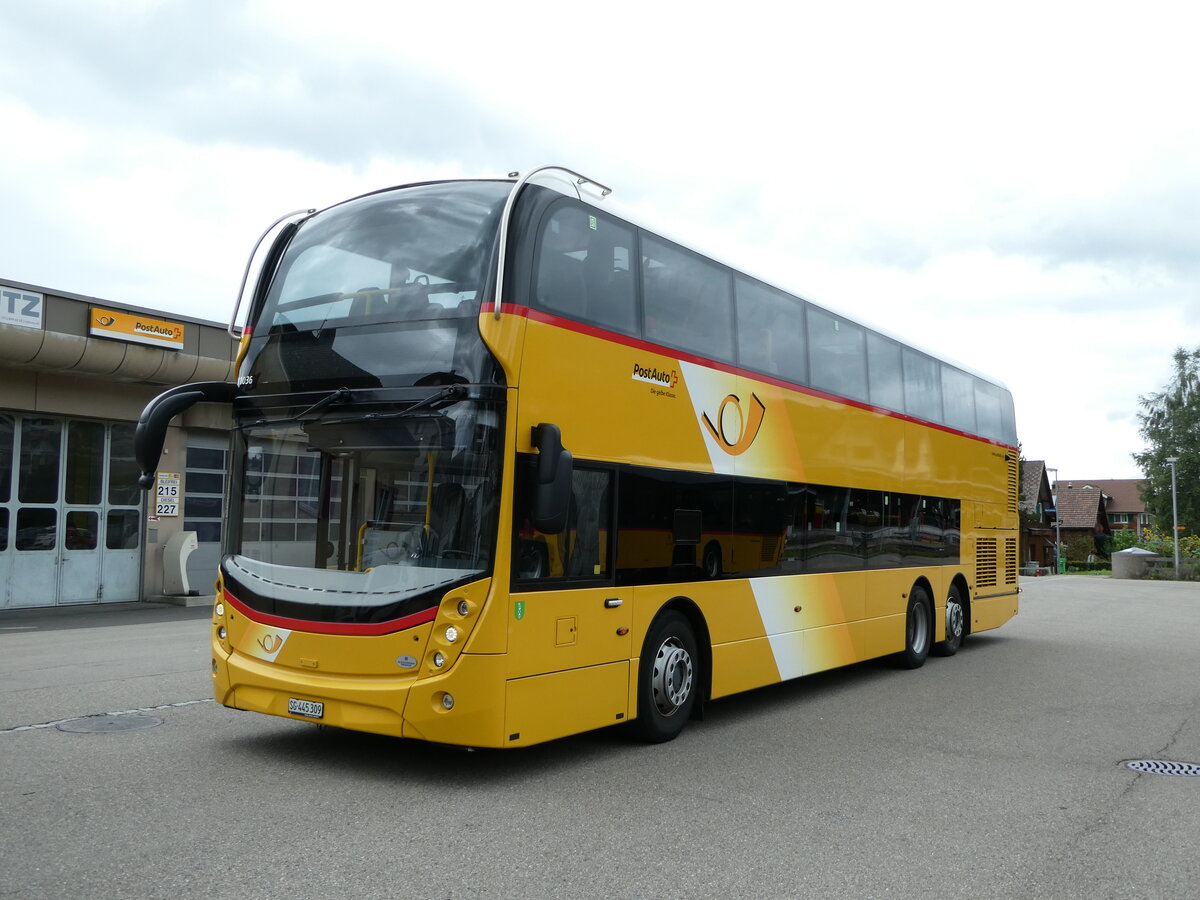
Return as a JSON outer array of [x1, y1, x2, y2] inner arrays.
[[240, 180, 511, 392], [223, 399, 502, 624]]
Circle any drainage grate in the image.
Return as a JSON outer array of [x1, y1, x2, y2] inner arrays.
[[1124, 759, 1200, 777]]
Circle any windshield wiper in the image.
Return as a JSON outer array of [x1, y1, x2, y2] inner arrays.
[[317, 385, 468, 426], [246, 387, 352, 428]]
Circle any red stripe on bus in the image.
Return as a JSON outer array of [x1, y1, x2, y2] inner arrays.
[[480, 302, 1016, 450], [223, 588, 438, 636]]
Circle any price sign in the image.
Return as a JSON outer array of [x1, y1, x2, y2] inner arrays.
[[156, 472, 181, 516]]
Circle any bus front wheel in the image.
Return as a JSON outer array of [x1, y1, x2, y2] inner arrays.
[[900, 587, 932, 669], [633, 610, 699, 743]]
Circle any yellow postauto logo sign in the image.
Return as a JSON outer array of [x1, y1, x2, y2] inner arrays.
[[90, 307, 184, 350]]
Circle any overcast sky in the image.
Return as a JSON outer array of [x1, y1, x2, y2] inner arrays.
[[3, 0, 1198, 480]]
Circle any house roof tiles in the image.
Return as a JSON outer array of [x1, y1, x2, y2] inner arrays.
[[1052, 481, 1111, 530], [1072, 479, 1146, 515]]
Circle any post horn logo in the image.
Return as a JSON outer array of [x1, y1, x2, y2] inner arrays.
[[702, 393, 766, 456], [257, 634, 284, 654]]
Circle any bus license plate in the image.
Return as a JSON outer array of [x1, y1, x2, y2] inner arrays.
[[288, 698, 324, 719]]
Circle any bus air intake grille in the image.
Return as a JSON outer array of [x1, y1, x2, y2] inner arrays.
[[976, 539, 998, 588], [1124, 759, 1200, 777], [1004, 538, 1018, 585]]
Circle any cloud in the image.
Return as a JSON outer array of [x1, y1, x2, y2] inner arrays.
[[0, 1, 538, 171], [2, 0, 1199, 481]]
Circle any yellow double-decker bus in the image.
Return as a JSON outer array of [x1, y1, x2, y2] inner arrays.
[[136, 166, 1019, 747]]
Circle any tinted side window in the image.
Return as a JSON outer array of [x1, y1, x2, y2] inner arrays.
[[513, 461, 612, 583], [910, 496, 946, 562], [533, 203, 638, 336], [975, 379, 1004, 441], [642, 235, 735, 362], [736, 277, 807, 385], [999, 390, 1017, 445], [804, 485, 859, 572], [941, 366, 976, 434], [616, 468, 733, 585], [732, 480, 789, 573], [877, 493, 916, 567], [903, 349, 942, 424], [867, 332, 904, 412], [808, 307, 867, 401], [849, 488, 882, 569]]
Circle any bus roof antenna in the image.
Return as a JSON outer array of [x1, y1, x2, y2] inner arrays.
[[493, 166, 613, 319]]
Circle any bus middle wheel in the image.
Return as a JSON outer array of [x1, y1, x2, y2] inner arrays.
[[900, 586, 932, 669]]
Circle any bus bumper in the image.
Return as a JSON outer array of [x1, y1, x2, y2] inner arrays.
[[213, 639, 510, 747]]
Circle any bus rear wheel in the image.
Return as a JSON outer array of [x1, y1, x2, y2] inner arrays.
[[932, 583, 965, 656], [900, 586, 932, 669], [633, 610, 699, 743]]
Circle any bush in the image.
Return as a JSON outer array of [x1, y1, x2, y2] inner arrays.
[[1138, 524, 1200, 558], [1142, 558, 1200, 581], [1064, 533, 1103, 563]]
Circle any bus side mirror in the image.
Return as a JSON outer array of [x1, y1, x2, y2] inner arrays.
[[135, 381, 237, 488], [531, 423, 572, 534]]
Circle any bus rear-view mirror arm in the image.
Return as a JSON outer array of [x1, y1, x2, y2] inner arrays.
[[135, 381, 238, 489], [531, 422, 573, 534]]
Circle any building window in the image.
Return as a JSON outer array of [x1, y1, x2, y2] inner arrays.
[[185, 444, 227, 543]]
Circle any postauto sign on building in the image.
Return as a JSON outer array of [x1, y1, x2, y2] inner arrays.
[[0, 279, 236, 609]]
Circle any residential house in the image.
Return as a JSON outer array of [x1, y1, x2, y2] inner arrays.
[[1019, 460, 1056, 569], [1074, 479, 1152, 537], [1052, 481, 1114, 560]]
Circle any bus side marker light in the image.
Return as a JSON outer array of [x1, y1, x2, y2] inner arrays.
[[617, 627, 629, 636]]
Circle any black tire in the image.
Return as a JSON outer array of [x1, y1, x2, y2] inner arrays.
[[932, 583, 965, 657], [633, 610, 699, 743], [702, 542, 722, 580], [900, 586, 932, 669]]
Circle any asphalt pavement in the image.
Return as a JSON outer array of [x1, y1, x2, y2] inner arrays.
[[2, 576, 1199, 899]]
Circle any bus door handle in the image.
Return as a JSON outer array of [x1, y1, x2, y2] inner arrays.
[[604, 598, 623, 609]]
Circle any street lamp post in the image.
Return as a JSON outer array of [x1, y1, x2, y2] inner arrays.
[[1166, 456, 1180, 578], [1047, 467, 1061, 575]]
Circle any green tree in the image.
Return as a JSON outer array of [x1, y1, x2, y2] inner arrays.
[[1133, 347, 1200, 535], [1063, 532, 1099, 562]]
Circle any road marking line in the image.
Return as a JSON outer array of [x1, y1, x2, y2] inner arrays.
[[1, 699, 216, 734]]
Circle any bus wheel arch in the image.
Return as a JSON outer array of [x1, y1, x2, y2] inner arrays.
[[632, 599, 710, 742], [900, 579, 934, 669], [933, 574, 970, 656]]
